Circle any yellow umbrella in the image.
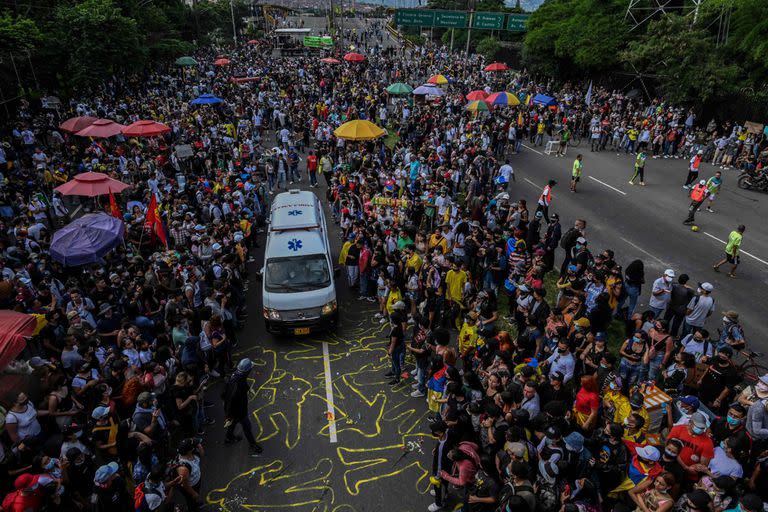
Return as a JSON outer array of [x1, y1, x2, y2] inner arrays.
[[333, 120, 386, 141]]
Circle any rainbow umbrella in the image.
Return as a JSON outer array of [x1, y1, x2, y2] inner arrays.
[[466, 90, 488, 101], [427, 74, 450, 85], [466, 100, 492, 112], [486, 91, 521, 106]]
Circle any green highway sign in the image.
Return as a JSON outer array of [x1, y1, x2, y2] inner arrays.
[[435, 11, 467, 29], [395, 9, 435, 27], [472, 12, 505, 30], [507, 14, 530, 32]]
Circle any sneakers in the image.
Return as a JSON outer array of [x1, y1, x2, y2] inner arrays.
[[410, 390, 425, 398], [640, 182, 645, 186], [379, 317, 387, 324], [682, 185, 690, 189], [706, 207, 714, 212], [289, 181, 295, 185], [411, 368, 418, 376], [374, 313, 383, 319], [412, 383, 420, 389], [428, 504, 442, 512], [628, 181, 634, 185], [429, 489, 436, 497], [366, 297, 376, 302]]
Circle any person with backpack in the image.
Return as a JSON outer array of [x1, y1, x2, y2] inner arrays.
[[498, 460, 537, 512], [222, 358, 263, 454], [134, 466, 179, 511], [1, 473, 48, 512], [172, 438, 204, 511], [559, 219, 586, 275]]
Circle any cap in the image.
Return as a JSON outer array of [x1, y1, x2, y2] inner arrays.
[[567, 264, 578, 272], [690, 411, 708, 429], [177, 438, 197, 454], [697, 149, 704, 155], [28, 356, 49, 368], [212, 243, 222, 251], [576, 237, 587, 244], [94, 462, 119, 484], [630, 392, 645, 409], [700, 282, 713, 292], [137, 391, 155, 404], [14, 474, 36, 490], [550, 371, 564, 382], [109, 273, 120, 282], [91, 406, 110, 420], [98, 303, 112, 315], [564, 432, 584, 453], [759, 373, 768, 386], [636, 445, 660, 462], [550, 213, 559, 221], [679, 395, 700, 409], [595, 332, 607, 341], [664, 269, 675, 278], [699, 179, 707, 185], [517, 284, 529, 293], [574, 317, 591, 328], [724, 310, 739, 321], [237, 358, 253, 373], [392, 301, 406, 310], [66, 310, 79, 320], [534, 211, 543, 219], [507, 442, 526, 457]]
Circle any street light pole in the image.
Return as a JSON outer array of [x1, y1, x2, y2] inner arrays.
[[230, 0, 238, 46]]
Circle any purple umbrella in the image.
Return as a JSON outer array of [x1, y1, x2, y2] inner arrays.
[[50, 213, 125, 266], [412, 84, 445, 96]]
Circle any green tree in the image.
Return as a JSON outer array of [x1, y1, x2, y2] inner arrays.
[[523, 0, 628, 77], [476, 36, 501, 62], [47, 0, 145, 89], [0, 14, 42, 52], [623, 15, 739, 105]]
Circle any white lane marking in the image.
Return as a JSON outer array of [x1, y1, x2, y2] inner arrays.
[[522, 143, 544, 155], [619, 237, 670, 267], [702, 232, 768, 267], [588, 175, 627, 196], [523, 178, 540, 189], [322, 341, 338, 443]]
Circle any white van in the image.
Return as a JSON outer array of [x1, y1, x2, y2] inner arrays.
[[261, 189, 338, 335]]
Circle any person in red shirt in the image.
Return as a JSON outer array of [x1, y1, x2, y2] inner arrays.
[[306, 150, 318, 187], [573, 374, 600, 433], [667, 412, 714, 481]]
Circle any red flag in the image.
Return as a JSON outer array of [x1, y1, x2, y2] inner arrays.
[[108, 190, 121, 220], [144, 194, 168, 248]]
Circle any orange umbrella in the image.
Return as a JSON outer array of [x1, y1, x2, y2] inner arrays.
[[466, 90, 488, 101], [59, 116, 98, 134], [122, 120, 171, 138], [343, 52, 365, 62], [54, 171, 129, 197], [214, 58, 231, 66], [484, 62, 509, 72], [75, 119, 126, 138]]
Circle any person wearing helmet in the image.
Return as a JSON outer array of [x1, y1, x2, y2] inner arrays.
[[222, 358, 262, 454]]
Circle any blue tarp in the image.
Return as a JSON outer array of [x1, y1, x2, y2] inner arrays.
[[532, 94, 557, 107], [190, 94, 224, 105]]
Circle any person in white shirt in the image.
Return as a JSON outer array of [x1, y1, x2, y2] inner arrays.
[[649, 269, 675, 317], [680, 329, 715, 362], [544, 339, 575, 383]]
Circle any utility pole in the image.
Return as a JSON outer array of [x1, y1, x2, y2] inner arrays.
[[230, 0, 238, 46]]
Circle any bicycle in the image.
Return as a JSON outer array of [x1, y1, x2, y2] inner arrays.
[[735, 348, 768, 383]]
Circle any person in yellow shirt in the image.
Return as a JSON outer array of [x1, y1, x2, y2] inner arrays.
[[605, 384, 650, 435], [428, 227, 448, 254], [385, 286, 403, 316], [445, 262, 468, 328], [458, 311, 479, 369], [405, 247, 422, 273]]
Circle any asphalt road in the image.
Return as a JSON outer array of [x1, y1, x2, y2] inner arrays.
[[198, 15, 768, 512], [506, 141, 768, 345]]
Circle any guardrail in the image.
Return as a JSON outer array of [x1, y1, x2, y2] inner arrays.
[[386, 20, 411, 48]]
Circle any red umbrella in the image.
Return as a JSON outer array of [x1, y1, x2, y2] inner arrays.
[[320, 57, 341, 64], [466, 90, 488, 101], [343, 52, 365, 62], [59, 116, 98, 134], [0, 311, 37, 372], [54, 171, 129, 197], [484, 62, 509, 72], [214, 58, 231, 66], [247, 39, 258, 45], [74, 119, 126, 138], [122, 120, 171, 138]]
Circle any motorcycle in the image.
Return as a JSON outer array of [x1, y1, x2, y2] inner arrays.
[[737, 169, 768, 193]]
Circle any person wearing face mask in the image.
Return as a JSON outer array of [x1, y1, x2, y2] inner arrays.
[[698, 346, 738, 412], [648, 269, 675, 318], [658, 439, 686, 497], [63, 447, 95, 509], [738, 373, 768, 408], [586, 422, 628, 496], [718, 310, 746, 351], [667, 412, 715, 481], [428, 420, 457, 512], [5, 392, 44, 444], [682, 282, 715, 338], [618, 330, 648, 391], [611, 445, 662, 498], [710, 404, 750, 456]]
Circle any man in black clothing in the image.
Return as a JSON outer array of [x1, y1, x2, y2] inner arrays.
[[430, 420, 457, 511], [542, 213, 562, 272], [664, 273, 695, 337], [538, 371, 573, 405], [587, 422, 629, 496], [223, 358, 263, 453], [699, 346, 739, 413], [559, 219, 586, 274], [709, 403, 751, 459]]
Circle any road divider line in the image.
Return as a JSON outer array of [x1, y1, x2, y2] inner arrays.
[[522, 143, 544, 155], [703, 231, 768, 266], [619, 237, 670, 267], [523, 178, 540, 189], [588, 176, 627, 196], [322, 341, 338, 443]]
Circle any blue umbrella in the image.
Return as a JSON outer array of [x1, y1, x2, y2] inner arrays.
[[190, 94, 224, 105], [50, 213, 125, 266], [412, 84, 445, 96]]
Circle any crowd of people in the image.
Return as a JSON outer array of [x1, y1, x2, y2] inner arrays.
[[0, 12, 766, 512]]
